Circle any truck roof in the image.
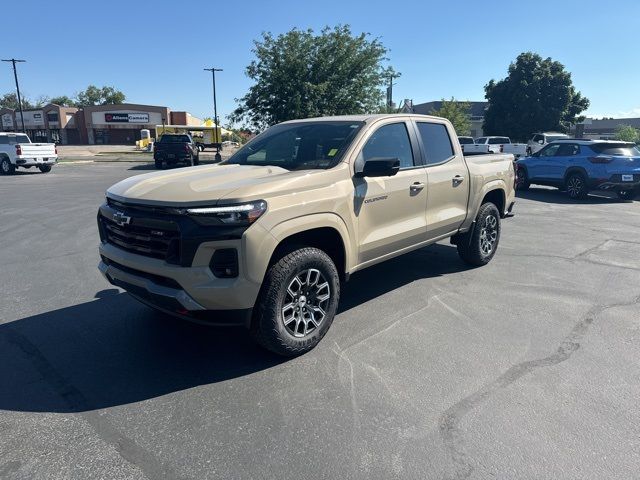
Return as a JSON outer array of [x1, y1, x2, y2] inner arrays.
[[279, 113, 444, 124]]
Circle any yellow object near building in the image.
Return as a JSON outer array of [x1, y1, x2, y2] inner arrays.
[[155, 123, 229, 148]]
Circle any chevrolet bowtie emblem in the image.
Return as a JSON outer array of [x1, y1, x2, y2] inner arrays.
[[112, 211, 131, 226]]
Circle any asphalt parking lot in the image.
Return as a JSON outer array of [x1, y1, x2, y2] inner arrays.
[[1, 162, 639, 480]]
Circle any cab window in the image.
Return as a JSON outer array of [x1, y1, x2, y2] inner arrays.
[[360, 123, 415, 169], [416, 122, 454, 165]]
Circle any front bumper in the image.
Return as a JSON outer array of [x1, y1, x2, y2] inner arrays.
[[99, 257, 253, 326]]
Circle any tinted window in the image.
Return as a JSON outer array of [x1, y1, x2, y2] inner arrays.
[[458, 137, 474, 145], [0, 134, 29, 144], [227, 121, 363, 171], [416, 122, 454, 165], [47, 113, 59, 122], [361, 123, 414, 169], [532, 134, 542, 142], [556, 144, 580, 156], [539, 144, 561, 157], [159, 135, 191, 143], [475, 137, 486, 144], [488, 137, 510, 144], [590, 143, 640, 156]]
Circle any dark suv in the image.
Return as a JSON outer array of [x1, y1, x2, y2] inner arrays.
[[153, 134, 200, 169]]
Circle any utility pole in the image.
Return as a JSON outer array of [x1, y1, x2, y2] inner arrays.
[[386, 72, 399, 110], [2, 58, 26, 132], [204, 67, 223, 162]]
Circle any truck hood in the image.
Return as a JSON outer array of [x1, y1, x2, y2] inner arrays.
[[106, 164, 331, 206]]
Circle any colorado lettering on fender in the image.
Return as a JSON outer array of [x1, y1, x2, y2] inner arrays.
[[364, 195, 388, 204]]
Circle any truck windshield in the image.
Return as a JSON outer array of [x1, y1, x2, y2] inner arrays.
[[159, 135, 190, 143], [225, 121, 364, 170]]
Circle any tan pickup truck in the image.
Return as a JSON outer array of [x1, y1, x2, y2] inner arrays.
[[98, 114, 515, 355]]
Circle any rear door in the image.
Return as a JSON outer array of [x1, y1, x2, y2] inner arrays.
[[354, 120, 428, 263], [414, 120, 470, 239]]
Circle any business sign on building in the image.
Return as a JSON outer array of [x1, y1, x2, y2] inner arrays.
[[104, 113, 150, 123], [1, 113, 14, 128]]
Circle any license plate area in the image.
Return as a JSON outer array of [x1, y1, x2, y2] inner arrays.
[[622, 174, 634, 182]]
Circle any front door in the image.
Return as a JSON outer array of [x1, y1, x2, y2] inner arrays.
[[529, 143, 561, 180], [414, 121, 470, 239], [354, 121, 428, 264]]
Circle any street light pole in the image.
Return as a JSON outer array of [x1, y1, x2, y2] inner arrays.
[[2, 58, 26, 132], [204, 67, 223, 162]]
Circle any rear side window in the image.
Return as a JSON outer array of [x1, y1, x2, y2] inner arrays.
[[590, 143, 640, 156], [416, 122, 454, 165], [361, 123, 414, 169], [458, 137, 474, 145], [0, 135, 28, 144], [489, 137, 509, 144], [556, 144, 580, 156]]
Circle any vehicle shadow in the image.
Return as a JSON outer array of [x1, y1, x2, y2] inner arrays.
[[0, 243, 467, 413], [517, 187, 625, 204], [128, 159, 222, 171]]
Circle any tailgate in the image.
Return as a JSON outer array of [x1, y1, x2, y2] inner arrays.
[[19, 143, 56, 157]]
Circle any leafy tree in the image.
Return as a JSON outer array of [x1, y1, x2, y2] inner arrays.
[[483, 52, 590, 141], [614, 124, 640, 143], [430, 98, 471, 136], [0, 92, 34, 110], [76, 85, 126, 106], [231, 25, 394, 129], [49, 95, 77, 107]]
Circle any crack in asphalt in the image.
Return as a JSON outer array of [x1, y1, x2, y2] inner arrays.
[[4, 327, 188, 480], [438, 293, 640, 480]]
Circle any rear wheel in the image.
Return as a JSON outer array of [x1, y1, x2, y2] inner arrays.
[[1, 157, 15, 175], [516, 167, 530, 191], [39, 165, 52, 173], [193, 153, 200, 166], [457, 202, 501, 267], [251, 247, 340, 356], [565, 173, 588, 200]]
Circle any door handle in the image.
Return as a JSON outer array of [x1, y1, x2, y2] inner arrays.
[[452, 175, 464, 186], [410, 182, 425, 192]]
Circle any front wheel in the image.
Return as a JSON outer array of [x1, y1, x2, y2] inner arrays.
[[251, 247, 340, 356], [457, 202, 501, 267], [39, 165, 52, 173], [1, 157, 15, 175], [516, 167, 530, 191]]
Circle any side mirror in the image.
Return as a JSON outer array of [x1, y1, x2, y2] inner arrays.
[[538, 139, 544, 144], [355, 158, 400, 178]]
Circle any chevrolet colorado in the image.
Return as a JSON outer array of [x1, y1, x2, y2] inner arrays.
[[98, 114, 515, 356]]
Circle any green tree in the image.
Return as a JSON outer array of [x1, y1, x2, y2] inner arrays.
[[0, 92, 35, 110], [76, 85, 126, 106], [231, 25, 394, 129], [430, 98, 471, 136], [614, 124, 639, 143], [49, 95, 77, 107], [483, 52, 590, 141]]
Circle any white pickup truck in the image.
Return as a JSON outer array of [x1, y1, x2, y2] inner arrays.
[[0, 132, 58, 175], [466, 136, 528, 158]]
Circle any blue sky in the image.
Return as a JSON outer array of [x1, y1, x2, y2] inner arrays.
[[2, 0, 638, 123]]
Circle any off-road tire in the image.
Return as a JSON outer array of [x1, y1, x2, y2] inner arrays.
[[565, 172, 588, 200], [1, 157, 15, 175], [38, 165, 52, 173], [516, 166, 530, 191], [251, 247, 340, 357], [457, 202, 501, 267]]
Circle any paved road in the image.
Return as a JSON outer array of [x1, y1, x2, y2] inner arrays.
[[1, 163, 639, 480]]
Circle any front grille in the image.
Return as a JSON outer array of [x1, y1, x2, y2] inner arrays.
[[101, 215, 180, 263], [101, 256, 183, 289]]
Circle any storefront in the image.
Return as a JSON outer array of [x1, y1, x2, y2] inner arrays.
[[83, 104, 171, 145]]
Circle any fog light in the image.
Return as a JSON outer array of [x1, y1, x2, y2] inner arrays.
[[210, 249, 239, 278]]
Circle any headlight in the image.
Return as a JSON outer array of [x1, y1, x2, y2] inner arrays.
[[180, 200, 267, 226]]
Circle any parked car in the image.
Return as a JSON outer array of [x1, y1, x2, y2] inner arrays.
[[527, 132, 569, 155], [474, 136, 528, 157], [0, 132, 58, 175], [458, 136, 475, 153], [98, 114, 515, 356], [153, 134, 200, 169], [222, 140, 240, 148], [516, 140, 640, 200]]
